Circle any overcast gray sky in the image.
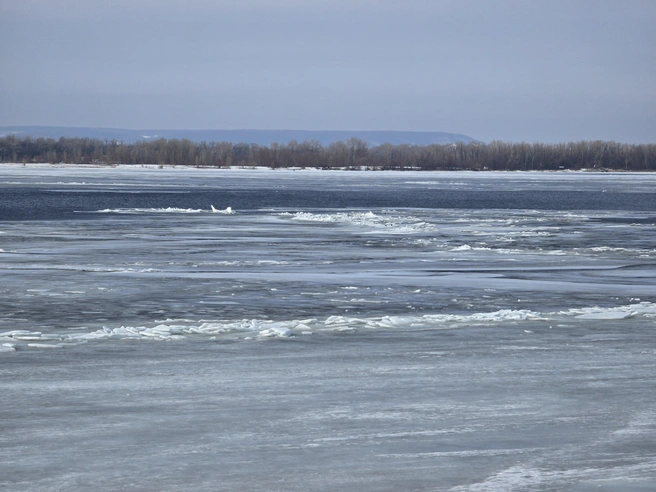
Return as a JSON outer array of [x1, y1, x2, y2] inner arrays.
[[1, 0, 654, 142]]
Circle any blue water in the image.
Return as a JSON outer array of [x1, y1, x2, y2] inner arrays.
[[2, 174, 656, 221]]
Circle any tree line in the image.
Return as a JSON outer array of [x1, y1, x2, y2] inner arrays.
[[1, 134, 655, 171]]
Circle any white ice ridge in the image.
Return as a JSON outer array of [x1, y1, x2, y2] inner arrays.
[[89, 206, 235, 214], [281, 211, 436, 233], [211, 205, 234, 214], [94, 207, 204, 213], [2, 302, 656, 351], [449, 459, 656, 492]]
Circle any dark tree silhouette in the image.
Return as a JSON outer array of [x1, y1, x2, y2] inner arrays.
[[1, 135, 654, 171]]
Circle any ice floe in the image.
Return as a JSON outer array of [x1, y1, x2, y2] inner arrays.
[[211, 205, 234, 214]]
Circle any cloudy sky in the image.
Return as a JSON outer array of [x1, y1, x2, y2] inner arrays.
[[1, 0, 654, 142]]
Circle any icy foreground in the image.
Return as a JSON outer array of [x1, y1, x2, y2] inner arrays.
[[3, 327, 656, 491], [1, 166, 656, 490]]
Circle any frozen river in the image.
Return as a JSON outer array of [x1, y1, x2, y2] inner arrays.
[[1, 166, 656, 490]]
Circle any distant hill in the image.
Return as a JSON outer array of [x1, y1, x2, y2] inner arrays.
[[0, 126, 477, 146]]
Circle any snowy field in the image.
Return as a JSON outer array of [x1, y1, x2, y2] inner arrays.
[[1, 166, 655, 490]]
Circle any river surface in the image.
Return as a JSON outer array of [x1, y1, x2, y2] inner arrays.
[[1, 166, 655, 491]]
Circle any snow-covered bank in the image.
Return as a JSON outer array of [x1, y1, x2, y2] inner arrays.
[[2, 162, 655, 173]]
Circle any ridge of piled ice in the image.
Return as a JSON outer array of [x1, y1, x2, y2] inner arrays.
[[94, 207, 204, 213], [282, 211, 437, 233], [3, 302, 655, 352], [449, 460, 656, 492], [211, 205, 234, 214], [89, 206, 236, 214]]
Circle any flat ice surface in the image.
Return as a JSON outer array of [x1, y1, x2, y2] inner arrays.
[[1, 166, 656, 490]]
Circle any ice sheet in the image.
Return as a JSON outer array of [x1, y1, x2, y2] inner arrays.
[[2, 166, 656, 490]]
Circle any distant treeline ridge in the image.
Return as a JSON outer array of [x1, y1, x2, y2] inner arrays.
[[1, 135, 655, 171]]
